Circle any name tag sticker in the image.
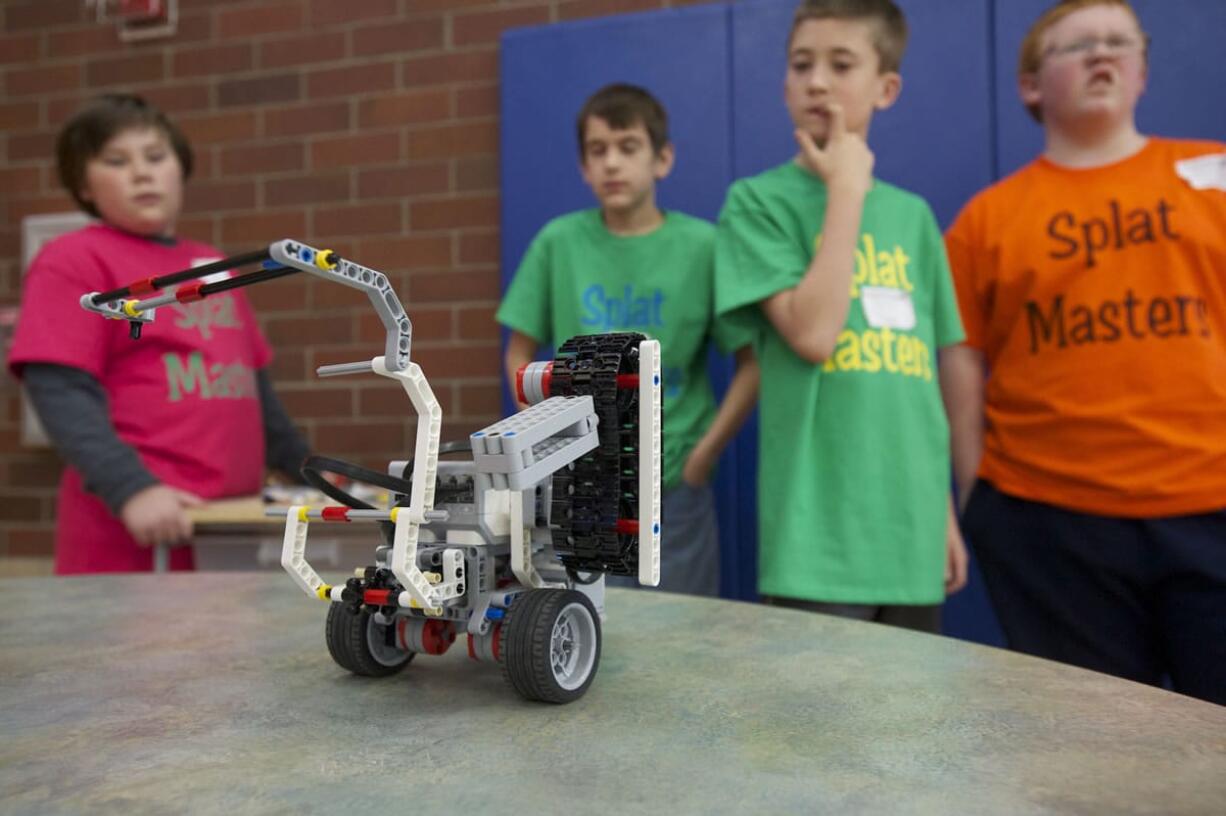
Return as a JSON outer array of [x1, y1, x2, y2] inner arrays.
[[1175, 153, 1226, 192], [860, 286, 916, 330]]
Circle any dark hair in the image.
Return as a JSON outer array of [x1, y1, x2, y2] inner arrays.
[[575, 83, 670, 157], [788, 0, 909, 74], [56, 93, 193, 217]]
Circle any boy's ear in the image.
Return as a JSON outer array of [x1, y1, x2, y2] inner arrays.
[[653, 142, 675, 180], [1018, 72, 1042, 110], [874, 71, 903, 111]]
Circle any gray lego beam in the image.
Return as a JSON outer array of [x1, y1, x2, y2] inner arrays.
[[470, 396, 599, 491]]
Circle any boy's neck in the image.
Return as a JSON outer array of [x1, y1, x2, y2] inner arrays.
[[601, 201, 665, 237], [1042, 119, 1147, 169]]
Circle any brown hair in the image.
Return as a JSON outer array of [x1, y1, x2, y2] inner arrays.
[[56, 93, 194, 217], [788, 0, 909, 74], [575, 83, 670, 157], [1018, 0, 1146, 122]]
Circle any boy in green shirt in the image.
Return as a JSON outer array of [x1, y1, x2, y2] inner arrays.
[[498, 84, 758, 597], [715, 0, 967, 630]]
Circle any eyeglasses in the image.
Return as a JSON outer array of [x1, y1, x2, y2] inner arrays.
[[1043, 33, 1148, 60]]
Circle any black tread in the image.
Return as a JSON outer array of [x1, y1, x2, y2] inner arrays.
[[549, 332, 646, 575]]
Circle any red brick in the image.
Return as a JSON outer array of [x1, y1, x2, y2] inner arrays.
[[407, 123, 497, 160], [457, 305, 499, 341], [311, 132, 400, 169], [409, 195, 498, 230], [86, 53, 165, 88], [4, 0, 83, 31], [313, 420, 406, 454], [139, 84, 212, 115], [0, 493, 46, 522], [306, 62, 396, 100], [357, 384, 420, 417], [177, 216, 217, 245], [261, 32, 349, 70], [5, 64, 81, 97], [46, 26, 120, 58], [218, 3, 304, 39], [7, 194, 82, 221], [2, 456, 64, 489], [182, 180, 257, 214], [221, 142, 305, 175], [174, 10, 215, 44], [0, 33, 40, 65], [412, 344, 500, 379], [352, 19, 445, 56], [402, 50, 497, 87], [6, 527, 55, 558], [265, 174, 351, 208], [352, 235, 452, 272], [358, 89, 450, 128], [179, 111, 258, 145], [455, 84, 498, 119], [457, 382, 504, 417], [0, 167, 42, 193], [310, 0, 398, 26], [5, 131, 55, 162], [404, 0, 488, 13], [458, 230, 499, 265], [265, 315, 354, 346], [454, 6, 551, 47], [305, 275, 370, 310], [276, 385, 353, 419], [559, 0, 661, 21], [456, 155, 498, 192], [266, 346, 307, 381], [221, 211, 307, 245], [263, 101, 350, 137], [191, 148, 218, 181], [357, 163, 450, 200], [246, 276, 308, 313], [219, 73, 301, 108], [172, 43, 253, 79], [314, 203, 403, 237], [410, 269, 500, 302], [0, 101, 40, 131]]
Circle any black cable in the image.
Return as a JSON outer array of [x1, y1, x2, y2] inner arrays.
[[92, 247, 272, 304]]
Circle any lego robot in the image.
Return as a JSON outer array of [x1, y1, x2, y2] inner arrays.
[[81, 239, 662, 703]]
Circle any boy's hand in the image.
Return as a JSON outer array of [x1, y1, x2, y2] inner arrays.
[[681, 447, 714, 487], [945, 515, 969, 595], [120, 484, 204, 548], [794, 103, 874, 197]]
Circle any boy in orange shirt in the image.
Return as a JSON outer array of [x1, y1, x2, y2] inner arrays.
[[943, 0, 1226, 703]]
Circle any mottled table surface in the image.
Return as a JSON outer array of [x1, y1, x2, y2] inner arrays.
[[2, 574, 1223, 815]]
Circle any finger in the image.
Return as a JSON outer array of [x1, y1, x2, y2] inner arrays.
[[793, 129, 826, 175], [827, 102, 846, 138], [173, 489, 206, 507]]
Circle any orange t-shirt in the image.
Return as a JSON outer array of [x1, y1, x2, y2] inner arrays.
[[945, 138, 1226, 517]]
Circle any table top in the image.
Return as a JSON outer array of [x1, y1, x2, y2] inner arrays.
[[2, 573, 1223, 815]]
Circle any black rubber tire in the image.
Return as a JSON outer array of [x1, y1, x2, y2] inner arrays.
[[500, 589, 601, 703], [325, 603, 414, 677]]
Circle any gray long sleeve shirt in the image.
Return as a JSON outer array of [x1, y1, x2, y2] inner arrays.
[[24, 363, 310, 514]]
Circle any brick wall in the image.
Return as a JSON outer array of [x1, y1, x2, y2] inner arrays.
[[0, 0, 711, 562]]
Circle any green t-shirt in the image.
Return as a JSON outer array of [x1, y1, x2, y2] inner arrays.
[[715, 162, 965, 604], [498, 209, 751, 489]]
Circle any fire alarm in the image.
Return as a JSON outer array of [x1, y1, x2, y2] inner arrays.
[[117, 0, 168, 24]]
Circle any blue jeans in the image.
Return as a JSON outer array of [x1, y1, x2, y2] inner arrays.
[[608, 481, 719, 597]]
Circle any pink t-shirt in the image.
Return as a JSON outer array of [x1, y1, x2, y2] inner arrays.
[[9, 224, 273, 573]]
